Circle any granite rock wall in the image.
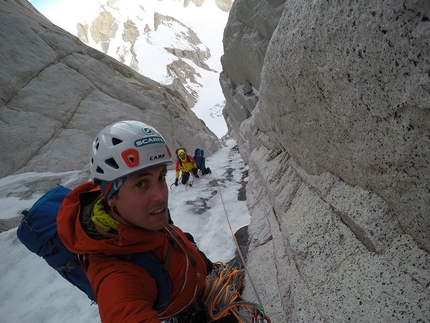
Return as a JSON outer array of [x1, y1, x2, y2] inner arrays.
[[221, 0, 430, 321]]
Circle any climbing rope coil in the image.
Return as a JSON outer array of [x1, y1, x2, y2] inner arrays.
[[201, 262, 271, 323]]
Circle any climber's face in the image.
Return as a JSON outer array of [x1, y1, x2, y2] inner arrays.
[[110, 165, 169, 231]]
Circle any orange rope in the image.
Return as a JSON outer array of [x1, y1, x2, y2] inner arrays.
[[201, 262, 269, 322]]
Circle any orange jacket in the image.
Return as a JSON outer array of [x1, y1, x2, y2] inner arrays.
[[175, 154, 197, 178], [57, 182, 207, 323]]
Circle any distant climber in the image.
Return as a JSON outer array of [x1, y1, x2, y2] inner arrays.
[[174, 148, 199, 186], [193, 148, 212, 176]]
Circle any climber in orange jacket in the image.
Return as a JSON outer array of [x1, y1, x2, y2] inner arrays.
[[174, 148, 199, 186], [56, 121, 213, 323]]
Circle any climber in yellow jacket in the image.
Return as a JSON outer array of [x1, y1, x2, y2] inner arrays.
[[174, 148, 199, 185]]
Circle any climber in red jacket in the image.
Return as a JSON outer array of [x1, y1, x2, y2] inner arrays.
[[57, 120, 218, 323]]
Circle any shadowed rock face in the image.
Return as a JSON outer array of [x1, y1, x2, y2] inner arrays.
[[0, 1, 221, 193], [221, 0, 430, 322]]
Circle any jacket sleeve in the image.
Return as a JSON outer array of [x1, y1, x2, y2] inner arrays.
[[189, 156, 197, 168], [175, 160, 180, 179], [88, 254, 160, 323]]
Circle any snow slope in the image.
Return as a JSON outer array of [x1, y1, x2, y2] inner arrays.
[[0, 138, 250, 323]]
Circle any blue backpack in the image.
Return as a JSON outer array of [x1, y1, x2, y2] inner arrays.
[[17, 185, 172, 309]]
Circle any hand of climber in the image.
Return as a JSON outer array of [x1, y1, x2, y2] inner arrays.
[[192, 168, 200, 178], [174, 178, 178, 186]]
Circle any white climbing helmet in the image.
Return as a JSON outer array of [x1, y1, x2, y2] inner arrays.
[[90, 120, 173, 183]]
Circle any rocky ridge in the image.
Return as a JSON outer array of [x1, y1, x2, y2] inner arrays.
[[70, 0, 232, 108]]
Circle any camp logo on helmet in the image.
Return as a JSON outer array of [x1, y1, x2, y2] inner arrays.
[[134, 136, 165, 147], [150, 154, 165, 160]]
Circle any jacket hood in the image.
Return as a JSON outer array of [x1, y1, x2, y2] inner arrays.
[[176, 147, 187, 157], [57, 182, 168, 256]]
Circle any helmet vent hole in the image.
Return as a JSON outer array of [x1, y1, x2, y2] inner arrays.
[[112, 138, 123, 146], [105, 158, 119, 169], [96, 166, 104, 174]]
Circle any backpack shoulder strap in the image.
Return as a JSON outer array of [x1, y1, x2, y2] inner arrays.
[[118, 244, 173, 311]]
